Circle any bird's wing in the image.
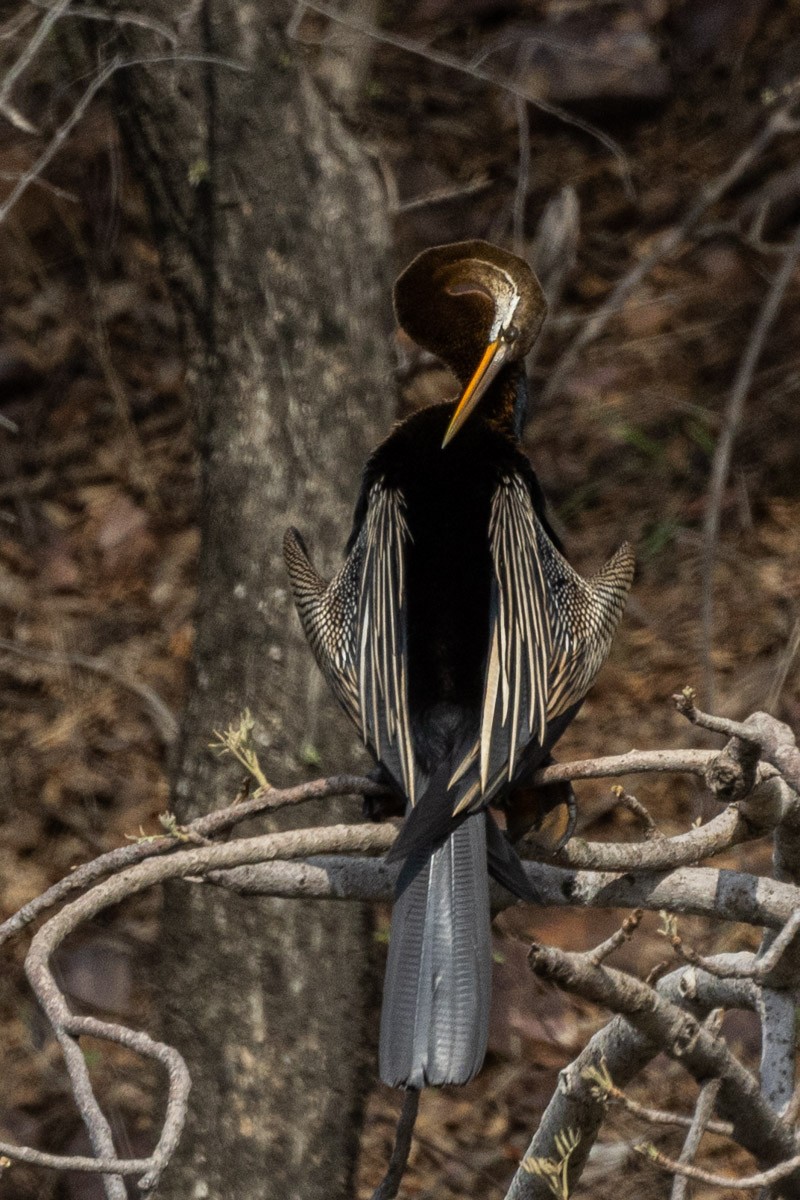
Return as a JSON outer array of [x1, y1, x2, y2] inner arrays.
[[284, 480, 418, 803], [450, 473, 634, 816], [539, 528, 635, 724], [357, 483, 418, 804], [283, 525, 362, 726]]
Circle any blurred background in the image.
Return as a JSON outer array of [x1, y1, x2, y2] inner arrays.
[[1, 1, 799, 1196]]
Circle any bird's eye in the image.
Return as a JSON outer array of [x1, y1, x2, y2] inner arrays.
[[504, 325, 519, 344]]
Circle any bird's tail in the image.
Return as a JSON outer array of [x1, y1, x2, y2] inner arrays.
[[379, 812, 491, 1088]]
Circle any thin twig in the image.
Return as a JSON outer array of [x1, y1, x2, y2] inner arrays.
[[602, 1081, 732, 1138], [0, 0, 73, 134], [512, 44, 532, 256], [0, 54, 120, 221], [611, 785, 662, 838], [370, 1089, 420, 1200], [0, 636, 178, 745], [700, 221, 800, 708], [766, 619, 800, 714], [587, 909, 643, 966], [0, 53, 246, 227], [289, 0, 632, 192], [541, 97, 800, 406], [670, 911, 800, 983], [0, 1142, 151, 1174], [642, 1144, 800, 1192], [392, 175, 492, 215], [29, 0, 179, 44], [670, 1077, 721, 1200]]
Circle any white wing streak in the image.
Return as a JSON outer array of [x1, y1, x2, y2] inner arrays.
[[478, 476, 551, 793], [358, 485, 417, 803]]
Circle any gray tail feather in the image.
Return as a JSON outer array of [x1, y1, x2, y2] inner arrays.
[[379, 814, 491, 1088]]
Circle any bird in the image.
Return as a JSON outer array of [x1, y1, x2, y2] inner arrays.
[[284, 239, 634, 1091]]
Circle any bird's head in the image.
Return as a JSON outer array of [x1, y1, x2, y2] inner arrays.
[[393, 240, 547, 445]]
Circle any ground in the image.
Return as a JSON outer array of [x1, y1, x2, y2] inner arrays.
[[1, 1, 799, 1196]]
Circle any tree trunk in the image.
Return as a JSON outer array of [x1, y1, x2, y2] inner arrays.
[[115, 5, 393, 1197]]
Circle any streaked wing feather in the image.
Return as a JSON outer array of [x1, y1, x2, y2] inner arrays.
[[283, 526, 362, 726], [451, 475, 634, 820], [358, 484, 418, 803], [478, 476, 551, 796], [538, 532, 636, 722]]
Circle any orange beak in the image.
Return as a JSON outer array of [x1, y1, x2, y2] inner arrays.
[[442, 339, 510, 447]]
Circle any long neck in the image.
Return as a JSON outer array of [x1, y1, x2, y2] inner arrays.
[[476, 363, 528, 440]]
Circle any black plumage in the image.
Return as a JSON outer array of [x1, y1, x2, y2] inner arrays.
[[284, 240, 634, 1090]]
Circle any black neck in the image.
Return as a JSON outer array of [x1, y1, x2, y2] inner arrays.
[[478, 364, 528, 441]]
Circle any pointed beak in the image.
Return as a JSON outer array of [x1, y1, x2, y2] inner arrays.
[[442, 339, 510, 447]]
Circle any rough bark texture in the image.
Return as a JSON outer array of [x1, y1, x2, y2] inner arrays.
[[113, 4, 394, 1197]]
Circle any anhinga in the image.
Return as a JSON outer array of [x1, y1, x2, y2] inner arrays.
[[284, 240, 634, 1090]]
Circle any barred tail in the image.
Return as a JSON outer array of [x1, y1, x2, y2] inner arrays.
[[379, 813, 491, 1088]]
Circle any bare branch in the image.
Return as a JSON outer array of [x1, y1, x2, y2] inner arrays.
[[527, 944, 800, 1192], [536, 803, 750, 872], [10, 824, 396, 1194], [0, 704, 797, 1194], [0, 773, 388, 946], [3, 738, 754, 948], [758, 986, 797, 1115], [209, 856, 800, 946], [504, 963, 760, 1200], [530, 746, 718, 785], [675, 694, 800, 796]]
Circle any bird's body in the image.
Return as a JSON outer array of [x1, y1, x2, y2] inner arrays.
[[284, 240, 634, 1091], [355, 401, 537, 772]]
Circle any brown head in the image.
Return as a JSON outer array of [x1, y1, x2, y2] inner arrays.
[[393, 240, 547, 445]]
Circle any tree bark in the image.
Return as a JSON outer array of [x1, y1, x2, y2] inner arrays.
[[114, 5, 394, 1197]]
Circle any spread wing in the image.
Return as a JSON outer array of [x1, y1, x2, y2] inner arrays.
[[450, 472, 634, 816], [284, 480, 418, 803], [286, 469, 634, 823]]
